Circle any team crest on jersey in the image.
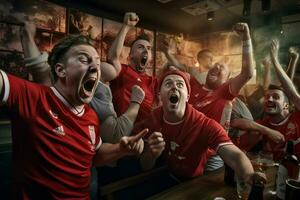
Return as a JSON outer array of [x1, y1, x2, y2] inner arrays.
[[89, 125, 96, 145], [53, 126, 65, 136], [286, 122, 296, 135]]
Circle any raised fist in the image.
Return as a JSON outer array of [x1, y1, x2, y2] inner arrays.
[[123, 12, 139, 27], [131, 85, 145, 104], [233, 22, 250, 40]]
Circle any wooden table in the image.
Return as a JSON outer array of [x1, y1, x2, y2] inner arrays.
[[147, 167, 277, 200]]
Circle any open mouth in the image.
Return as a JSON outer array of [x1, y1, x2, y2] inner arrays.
[[83, 77, 97, 93], [140, 55, 148, 67], [169, 94, 179, 104], [266, 102, 275, 108]]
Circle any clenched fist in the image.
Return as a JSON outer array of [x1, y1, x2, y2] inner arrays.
[[233, 22, 251, 41], [124, 12, 139, 27]]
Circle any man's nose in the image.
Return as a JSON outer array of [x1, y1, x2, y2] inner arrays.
[[89, 61, 100, 73]]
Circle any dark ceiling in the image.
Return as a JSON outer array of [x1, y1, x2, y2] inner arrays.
[[51, 0, 300, 36]]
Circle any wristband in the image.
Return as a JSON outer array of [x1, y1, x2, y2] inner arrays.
[[25, 52, 48, 67]]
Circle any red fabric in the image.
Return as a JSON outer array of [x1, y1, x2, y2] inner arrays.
[[110, 64, 157, 123], [135, 103, 231, 178], [258, 111, 300, 161], [4, 73, 100, 199], [188, 77, 236, 123], [157, 69, 191, 94]]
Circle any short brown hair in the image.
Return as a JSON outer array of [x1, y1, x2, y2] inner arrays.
[[48, 34, 94, 81]]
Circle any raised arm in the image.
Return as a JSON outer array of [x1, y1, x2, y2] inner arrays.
[[286, 47, 299, 80], [20, 19, 52, 86], [270, 39, 300, 110], [262, 58, 271, 91], [100, 85, 145, 143], [229, 23, 254, 95], [101, 12, 139, 82]]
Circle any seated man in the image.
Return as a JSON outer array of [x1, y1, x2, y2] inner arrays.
[[138, 69, 265, 186], [0, 34, 146, 199], [232, 39, 300, 161]]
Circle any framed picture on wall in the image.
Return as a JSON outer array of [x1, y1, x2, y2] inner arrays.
[[35, 30, 65, 53], [68, 9, 102, 55], [102, 19, 136, 62], [21, 0, 66, 33]]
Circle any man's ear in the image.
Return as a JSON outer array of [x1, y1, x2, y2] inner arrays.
[[55, 63, 66, 78], [186, 94, 190, 102], [157, 92, 161, 102]]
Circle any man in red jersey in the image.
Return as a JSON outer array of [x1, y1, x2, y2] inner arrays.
[[232, 39, 300, 161], [163, 22, 255, 171], [0, 34, 146, 200], [101, 12, 157, 123], [139, 69, 265, 186]]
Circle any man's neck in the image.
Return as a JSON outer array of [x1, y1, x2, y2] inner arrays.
[[269, 112, 290, 124], [53, 82, 85, 113], [163, 107, 186, 124]]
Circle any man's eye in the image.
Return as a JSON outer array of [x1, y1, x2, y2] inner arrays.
[[79, 56, 90, 63], [177, 83, 184, 88]]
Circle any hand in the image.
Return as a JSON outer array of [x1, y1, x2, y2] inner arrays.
[[251, 171, 267, 185], [289, 47, 299, 59], [130, 85, 145, 104], [144, 132, 165, 159], [123, 12, 139, 27], [233, 22, 250, 40], [120, 128, 149, 156], [158, 37, 170, 53], [262, 57, 271, 68], [270, 39, 280, 61], [265, 129, 285, 144]]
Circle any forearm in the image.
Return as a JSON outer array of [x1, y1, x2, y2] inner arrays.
[[240, 37, 254, 82], [123, 102, 140, 123], [100, 115, 133, 143], [231, 119, 266, 134], [93, 143, 127, 166], [262, 64, 271, 91], [108, 25, 130, 63], [271, 55, 300, 109], [219, 145, 254, 182], [164, 51, 187, 72], [286, 54, 299, 80]]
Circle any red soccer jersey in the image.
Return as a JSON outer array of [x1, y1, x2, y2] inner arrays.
[[110, 64, 157, 123], [135, 104, 232, 178], [258, 111, 300, 161], [1, 71, 101, 199], [188, 77, 236, 123]]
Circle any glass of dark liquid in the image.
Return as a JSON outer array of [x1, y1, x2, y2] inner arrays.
[[285, 179, 300, 200]]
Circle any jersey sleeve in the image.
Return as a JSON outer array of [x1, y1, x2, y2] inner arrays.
[[1, 70, 43, 118], [204, 117, 233, 152]]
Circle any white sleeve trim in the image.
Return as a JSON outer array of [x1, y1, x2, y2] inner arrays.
[[215, 142, 233, 153], [95, 137, 102, 151], [0, 70, 10, 103]]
